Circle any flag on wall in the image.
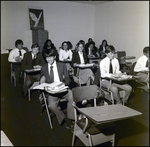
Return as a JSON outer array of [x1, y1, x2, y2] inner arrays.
[[29, 8, 44, 30]]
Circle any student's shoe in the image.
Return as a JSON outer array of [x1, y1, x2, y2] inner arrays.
[[64, 122, 71, 130]]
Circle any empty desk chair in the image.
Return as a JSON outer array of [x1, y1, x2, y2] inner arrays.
[[71, 85, 115, 146]]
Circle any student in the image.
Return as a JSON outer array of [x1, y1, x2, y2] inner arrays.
[[59, 41, 73, 72], [71, 41, 95, 86], [87, 41, 99, 58], [21, 43, 45, 98], [40, 48, 74, 130], [99, 39, 108, 59], [8, 39, 26, 87], [134, 46, 149, 88], [42, 39, 58, 62], [100, 45, 132, 105], [85, 38, 93, 55]]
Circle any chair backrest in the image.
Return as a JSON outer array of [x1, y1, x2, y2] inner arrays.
[[72, 85, 98, 102], [130, 62, 137, 75], [117, 51, 126, 64], [117, 51, 126, 58]]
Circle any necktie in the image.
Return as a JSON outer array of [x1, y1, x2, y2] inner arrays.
[[109, 59, 113, 73], [32, 55, 36, 66], [146, 59, 149, 67], [19, 50, 22, 56], [49, 66, 54, 83]]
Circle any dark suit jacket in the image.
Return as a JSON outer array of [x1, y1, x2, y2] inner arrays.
[[22, 52, 45, 70], [71, 52, 89, 75], [40, 62, 71, 86]]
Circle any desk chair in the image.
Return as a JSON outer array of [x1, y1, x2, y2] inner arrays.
[[72, 85, 115, 146], [28, 81, 40, 101], [10, 62, 22, 87], [10, 62, 16, 87], [117, 51, 132, 73], [40, 91, 68, 129], [100, 77, 126, 105]]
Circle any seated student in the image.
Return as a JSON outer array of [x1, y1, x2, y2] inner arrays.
[[71, 41, 95, 86], [59, 41, 73, 73], [42, 39, 59, 62], [21, 43, 45, 98], [99, 39, 108, 59], [85, 38, 93, 55], [87, 41, 99, 58], [100, 45, 132, 105], [40, 48, 74, 130], [8, 39, 26, 87], [134, 46, 149, 89]]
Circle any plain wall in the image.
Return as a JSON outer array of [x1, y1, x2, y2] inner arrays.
[[94, 1, 149, 60], [1, 1, 94, 52], [1, 1, 149, 61]]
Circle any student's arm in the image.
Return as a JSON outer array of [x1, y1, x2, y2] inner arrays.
[[115, 59, 122, 74], [21, 53, 32, 70], [59, 49, 63, 61], [63, 63, 71, 86], [8, 50, 16, 62], [134, 57, 146, 72], [68, 50, 73, 61], [100, 60, 112, 78], [40, 75, 46, 84]]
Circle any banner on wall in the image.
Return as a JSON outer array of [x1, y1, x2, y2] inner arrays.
[[29, 8, 44, 30]]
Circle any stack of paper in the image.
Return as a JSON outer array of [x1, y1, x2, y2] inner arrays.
[[78, 63, 94, 68], [33, 82, 68, 94]]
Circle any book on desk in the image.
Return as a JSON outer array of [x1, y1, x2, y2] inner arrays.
[[33, 82, 69, 94]]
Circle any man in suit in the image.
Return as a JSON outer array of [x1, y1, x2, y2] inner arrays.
[[40, 48, 74, 130], [21, 43, 45, 98]]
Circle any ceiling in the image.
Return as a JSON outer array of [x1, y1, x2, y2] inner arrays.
[[69, 1, 113, 5]]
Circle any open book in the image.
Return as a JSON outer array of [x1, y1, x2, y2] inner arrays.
[[33, 82, 69, 94]]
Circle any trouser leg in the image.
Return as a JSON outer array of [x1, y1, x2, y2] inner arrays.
[[14, 65, 22, 83], [102, 80, 122, 103], [113, 83, 132, 102], [47, 95, 65, 125], [22, 74, 34, 96], [62, 89, 75, 120]]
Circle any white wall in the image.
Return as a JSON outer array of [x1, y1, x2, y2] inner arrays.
[[94, 1, 149, 61], [1, 1, 94, 52], [1, 1, 149, 61]]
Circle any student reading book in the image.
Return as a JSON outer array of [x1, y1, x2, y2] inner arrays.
[[39, 48, 74, 130]]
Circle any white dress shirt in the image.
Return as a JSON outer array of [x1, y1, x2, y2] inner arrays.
[[78, 51, 85, 64], [134, 55, 149, 72], [8, 48, 26, 62], [100, 57, 121, 78], [59, 49, 72, 61], [48, 61, 60, 82]]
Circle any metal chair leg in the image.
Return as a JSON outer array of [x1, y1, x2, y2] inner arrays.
[[42, 92, 53, 129]]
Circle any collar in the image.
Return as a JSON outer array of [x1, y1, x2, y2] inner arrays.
[[48, 60, 56, 67]]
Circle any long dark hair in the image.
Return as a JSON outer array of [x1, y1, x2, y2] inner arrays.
[[43, 39, 56, 50]]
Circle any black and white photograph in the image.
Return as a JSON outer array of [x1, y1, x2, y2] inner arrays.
[[1, 1, 149, 146]]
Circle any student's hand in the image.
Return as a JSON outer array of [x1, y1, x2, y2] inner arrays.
[[122, 72, 127, 75], [15, 56, 22, 62], [73, 63, 79, 67], [33, 65, 41, 69], [63, 59, 68, 61], [142, 67, 149, 71]]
